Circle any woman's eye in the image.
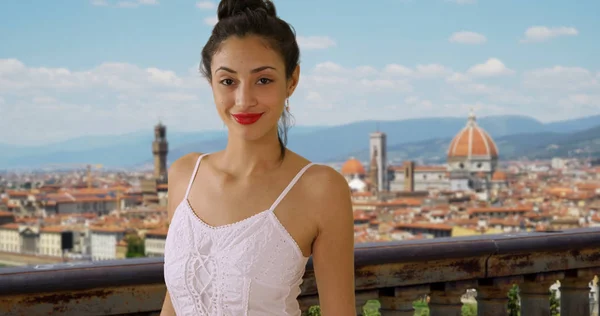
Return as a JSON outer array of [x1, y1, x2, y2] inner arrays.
[[220, 79, 234, 86], [257, 78, 272, 85]]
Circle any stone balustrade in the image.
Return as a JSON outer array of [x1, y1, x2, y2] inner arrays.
[[1, 227, 599, 316]]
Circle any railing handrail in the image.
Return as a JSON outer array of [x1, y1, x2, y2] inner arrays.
[[2, 227, 600, 296]]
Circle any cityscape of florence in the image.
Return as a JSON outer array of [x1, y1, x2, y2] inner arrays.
[[1, 0, 600, 315]]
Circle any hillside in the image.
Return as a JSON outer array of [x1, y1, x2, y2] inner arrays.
[[2, 114, 600, 169], [346, 125, 600, 163]]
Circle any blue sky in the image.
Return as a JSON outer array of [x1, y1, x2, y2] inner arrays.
[[1, 0, 599, 145]]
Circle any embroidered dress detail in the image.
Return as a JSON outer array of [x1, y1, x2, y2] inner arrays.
[[164, 154, 312, 315]]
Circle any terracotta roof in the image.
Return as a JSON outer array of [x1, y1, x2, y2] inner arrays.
[[0, 223, 19, 230], [467, 207, 531, 214], [146, 228, 168, 237], [415, 166, 446, 172], [6, 190, 29, 197], [341, 158, 366, 175], [352, 192, 373, 197], [40, 226, 66, 233], [395, 223, 453, 231], [90, 226, 127, 233], [492, 171, 507, 181], [448, 112, 498, 159]]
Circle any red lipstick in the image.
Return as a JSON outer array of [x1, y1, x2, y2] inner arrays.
[[231, 113, 263, 125]]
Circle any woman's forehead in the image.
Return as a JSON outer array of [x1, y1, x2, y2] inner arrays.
[[212, 36, 284, 71]]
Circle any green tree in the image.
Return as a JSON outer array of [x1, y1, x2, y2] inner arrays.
[[125, 234, 145, 258], [363, 300, 381, 316], [462, 303, 477, 316], [308, 305, 321, 316], [549, 289, 560, 315], [507, 284, 520, 316]]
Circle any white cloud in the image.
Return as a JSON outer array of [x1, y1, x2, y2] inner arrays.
[[90, 0, 108, 6], [155, 92, 198, 102], [449, 31, 487, 44], [404, 96, 433, 109], [90, 0, 158, 8], [384, 64, 413, 76], [305, 91, 323, 102], [520, 26, 578, 43], [355, 66, 378, 76], [2, 57, 600, 144], [456, 83, 501, 95], [32, 96, 58, 104], [415, 64, 451, 78], [523, 66, 599, 91], [313, 61, 345, 73], [0, 58, 26, 75], [0, 59, 214, 144], [467, 58, 515, 77], [384, 63, 450, 78], [297, 36, 336, 51], [360, 79, 413, 92], [196, 1, 215, 10], [446, 0, 477, 4], [446, 72, 471, 83], [559, 94, 600, 106], [204, 16, 218, 26]]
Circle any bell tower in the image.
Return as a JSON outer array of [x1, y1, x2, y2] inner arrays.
[[369, 131, 388, 191], [153, 122, 168, 183]]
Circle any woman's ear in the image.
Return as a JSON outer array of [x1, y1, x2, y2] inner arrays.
[[287, 65, 300, 97]]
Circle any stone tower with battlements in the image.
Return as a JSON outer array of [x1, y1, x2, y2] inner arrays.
[[152, 122, 168, 183], [369, 131, 388, 192]]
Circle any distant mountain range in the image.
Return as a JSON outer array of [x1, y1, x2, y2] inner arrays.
[[350, 124, 600, 164], [1, 114, 600, 169]]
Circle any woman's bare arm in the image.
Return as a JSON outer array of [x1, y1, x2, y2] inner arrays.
[[309, 166, 356, 315], [160, 153, 201, 316]]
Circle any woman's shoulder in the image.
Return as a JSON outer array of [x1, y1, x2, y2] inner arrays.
[[169, 152, 204, 180], [291, 155, 353, 226], [287, 151, 347, 192], [288, 153, 350, 205]]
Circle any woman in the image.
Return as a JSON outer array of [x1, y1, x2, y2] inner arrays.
[[160, 0, 356, 315]]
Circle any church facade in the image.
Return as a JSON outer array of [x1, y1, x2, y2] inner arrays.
[[341, 111, 503, 196]]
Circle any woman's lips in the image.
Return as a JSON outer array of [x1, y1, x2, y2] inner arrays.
[[231, 113, 264, 125]]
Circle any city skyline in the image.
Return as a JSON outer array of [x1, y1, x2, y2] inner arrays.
[[1, 0, 600, 145]]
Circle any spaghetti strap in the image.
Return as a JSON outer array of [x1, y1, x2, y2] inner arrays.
[[268, 163, 316, 212], [184, 153, 208, 200]]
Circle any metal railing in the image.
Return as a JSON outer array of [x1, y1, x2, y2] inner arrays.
[[1, 227, 599, 316]]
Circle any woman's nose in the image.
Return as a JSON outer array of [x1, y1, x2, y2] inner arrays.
[[235, 82, 257, 108]]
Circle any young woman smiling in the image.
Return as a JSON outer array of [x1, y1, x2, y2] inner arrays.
[[160, 0, 356, 315]]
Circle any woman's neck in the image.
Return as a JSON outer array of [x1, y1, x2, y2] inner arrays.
[[219, 131, 284, 177]]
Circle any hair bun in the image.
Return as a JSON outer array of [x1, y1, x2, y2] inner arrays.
[[217, 0, 276, 21]]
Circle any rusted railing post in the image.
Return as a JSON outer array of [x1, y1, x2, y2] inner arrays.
[[428, 280, 475, 316], [297, 294, 319, 314], [355, 290, 378, 316], [519, 272, 563, 316], [476, 277, 520, 316], [561, 268, 597, 316], [379, 285, 429, 316]]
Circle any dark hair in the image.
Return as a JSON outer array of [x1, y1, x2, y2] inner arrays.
[[201, 0, 299, 160]]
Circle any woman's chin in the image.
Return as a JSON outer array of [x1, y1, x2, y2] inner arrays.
[[229, 125, 272, 142]]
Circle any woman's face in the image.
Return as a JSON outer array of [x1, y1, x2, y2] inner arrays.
[[210, 35, 299, 142]]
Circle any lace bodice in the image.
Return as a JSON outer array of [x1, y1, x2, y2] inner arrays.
[[164, 154, 312, 315]]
